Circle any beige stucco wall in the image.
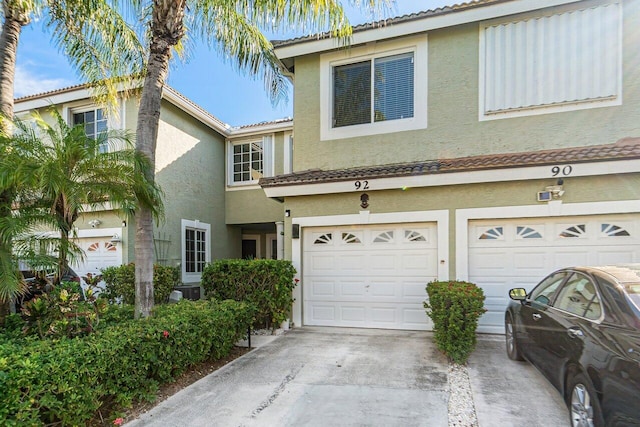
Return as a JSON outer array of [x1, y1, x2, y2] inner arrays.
[[291, 4, 640, 171], [282, 173, 640, 277]]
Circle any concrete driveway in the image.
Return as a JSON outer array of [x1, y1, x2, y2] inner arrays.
[[127, 327, 567, 427]]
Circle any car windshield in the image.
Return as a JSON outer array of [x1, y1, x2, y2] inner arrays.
[[625, 283, 640, 311]]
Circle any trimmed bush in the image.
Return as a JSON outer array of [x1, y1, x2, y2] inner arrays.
[[201, 259, 297, 329], [102, 263, 180, 304], [0, 299, 253, 426], [424, 281, 486, 364]]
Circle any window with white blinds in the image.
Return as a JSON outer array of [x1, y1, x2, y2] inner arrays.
[[333, 52, 414, 128], [480, 2, 621, 118]]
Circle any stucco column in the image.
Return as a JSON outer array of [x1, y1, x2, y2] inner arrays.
[[276, 221, 284, 260]]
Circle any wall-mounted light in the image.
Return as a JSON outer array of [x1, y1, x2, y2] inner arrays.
[[88, 219, 102, 228], [121, 220, 127, 227], [285, 209, 291, 217], [537, 180, 565, 202], [110, 233, 121, 245]]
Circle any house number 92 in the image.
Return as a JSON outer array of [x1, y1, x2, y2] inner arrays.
[[551, 165, 573, 177], [354, 180, 369, 190]]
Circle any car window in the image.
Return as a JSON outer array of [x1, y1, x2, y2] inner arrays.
[[530, 272, 567, 306], [555, 273, 602, 320]]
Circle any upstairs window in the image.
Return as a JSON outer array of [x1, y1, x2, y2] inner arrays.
[[320, 35, 427, 141], [480, 2, 621, 120], [333, 53, 414, 128], [227, 136, 273, 187], [72, 108, 108, 151], [233, 141, 263, 183]]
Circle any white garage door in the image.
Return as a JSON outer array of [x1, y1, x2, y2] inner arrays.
[[303, 223, 438, 330], [469, 214, 640, 333], [72, 237, 123, 280]]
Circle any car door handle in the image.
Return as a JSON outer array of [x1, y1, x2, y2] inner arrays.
[[532, 313, 542, 321], [568, 327, 584, 338]]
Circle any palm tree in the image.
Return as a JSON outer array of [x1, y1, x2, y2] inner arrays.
[[0, 0, 145, 312], [132, 0, 383, 318], [0, 109, 162, 287]]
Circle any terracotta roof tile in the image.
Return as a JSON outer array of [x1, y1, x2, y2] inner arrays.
[[260, 138, 640, 188], [272, 0, 506, 49]]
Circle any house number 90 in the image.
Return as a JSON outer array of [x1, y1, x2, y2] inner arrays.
[[355, 180, 369, 190], [551, 165, 573, 177]]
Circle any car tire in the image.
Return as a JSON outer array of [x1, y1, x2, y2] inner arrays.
[[505, 314, 524, 361], [567, 372, 604, 427]]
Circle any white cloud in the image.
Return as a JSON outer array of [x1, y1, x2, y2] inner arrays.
[[14, 65, 74, 98]]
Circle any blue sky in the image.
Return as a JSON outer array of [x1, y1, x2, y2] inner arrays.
[[15, 1, 451, 127]]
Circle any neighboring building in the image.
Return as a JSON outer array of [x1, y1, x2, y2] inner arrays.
[[264, 0, 640, 333], [14, 85, 291, 288]]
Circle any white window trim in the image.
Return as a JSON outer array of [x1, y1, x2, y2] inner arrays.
[[478, 2, 623, 121], [62, 98, 124, 130], [320, 34, 428, 141], [242, 234, 261, 258], [284, 132, 293, 174], [227, 135, 274, 189], [181, 219, 211, 283]]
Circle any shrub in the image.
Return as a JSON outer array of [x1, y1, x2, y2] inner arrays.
[[424, 280, 486, 364], [0, 299, 253, 426], [102, 263, 180, 304], [201, 259, 297, 329], [20, 282, 107, 339]]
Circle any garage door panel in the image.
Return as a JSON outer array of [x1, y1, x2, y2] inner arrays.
[[309, 305, 336, 322], [338, 255, 366, 273], [370, 280, 396, 297], [595, 249, 637, 264], [304, 223, 436, 330], [310, 280, 335, 297], [340, 280, 366, 297], [369, 254, 397, 271], [402, 280, 428, 298], [470, 214, 640, 333], [371, 307, 396, 323], [342, 306, 366, 322], [309, 254, 335, 272]]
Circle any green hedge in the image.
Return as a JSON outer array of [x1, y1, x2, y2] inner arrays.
[[424, 281, 486, 364], [201, 259, 297, 329], [101, 263, 180, 304], [0, 299, 253, 426]]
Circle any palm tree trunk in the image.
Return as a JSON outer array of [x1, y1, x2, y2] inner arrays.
[[134, 0, 186, 318], [0, 4, 29, 318]]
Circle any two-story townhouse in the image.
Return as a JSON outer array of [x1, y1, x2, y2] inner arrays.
[[263, 0, 640, 333], [14, 84, 291, 295]]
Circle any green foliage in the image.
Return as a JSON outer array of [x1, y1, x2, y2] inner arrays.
[[201, 259, 297, 329], [21, 281, 107, 339], [0, 299, 252, 426], [424, 281, 487, 364], [102, 263, 179, 305]]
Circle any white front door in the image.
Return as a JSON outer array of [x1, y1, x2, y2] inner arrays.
[[303, 223, 438, 330], [468, 214, 640, 333]]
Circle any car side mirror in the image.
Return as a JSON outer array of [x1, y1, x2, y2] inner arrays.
[[509, 288, 527, 301]]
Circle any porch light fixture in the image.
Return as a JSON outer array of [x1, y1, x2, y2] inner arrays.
[[110, 233, 121, 245], [285, 209, 291, 217], [121, 220, 127, 227]]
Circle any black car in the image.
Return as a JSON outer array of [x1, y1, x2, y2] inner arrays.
[[505, 265, 640, 427]]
